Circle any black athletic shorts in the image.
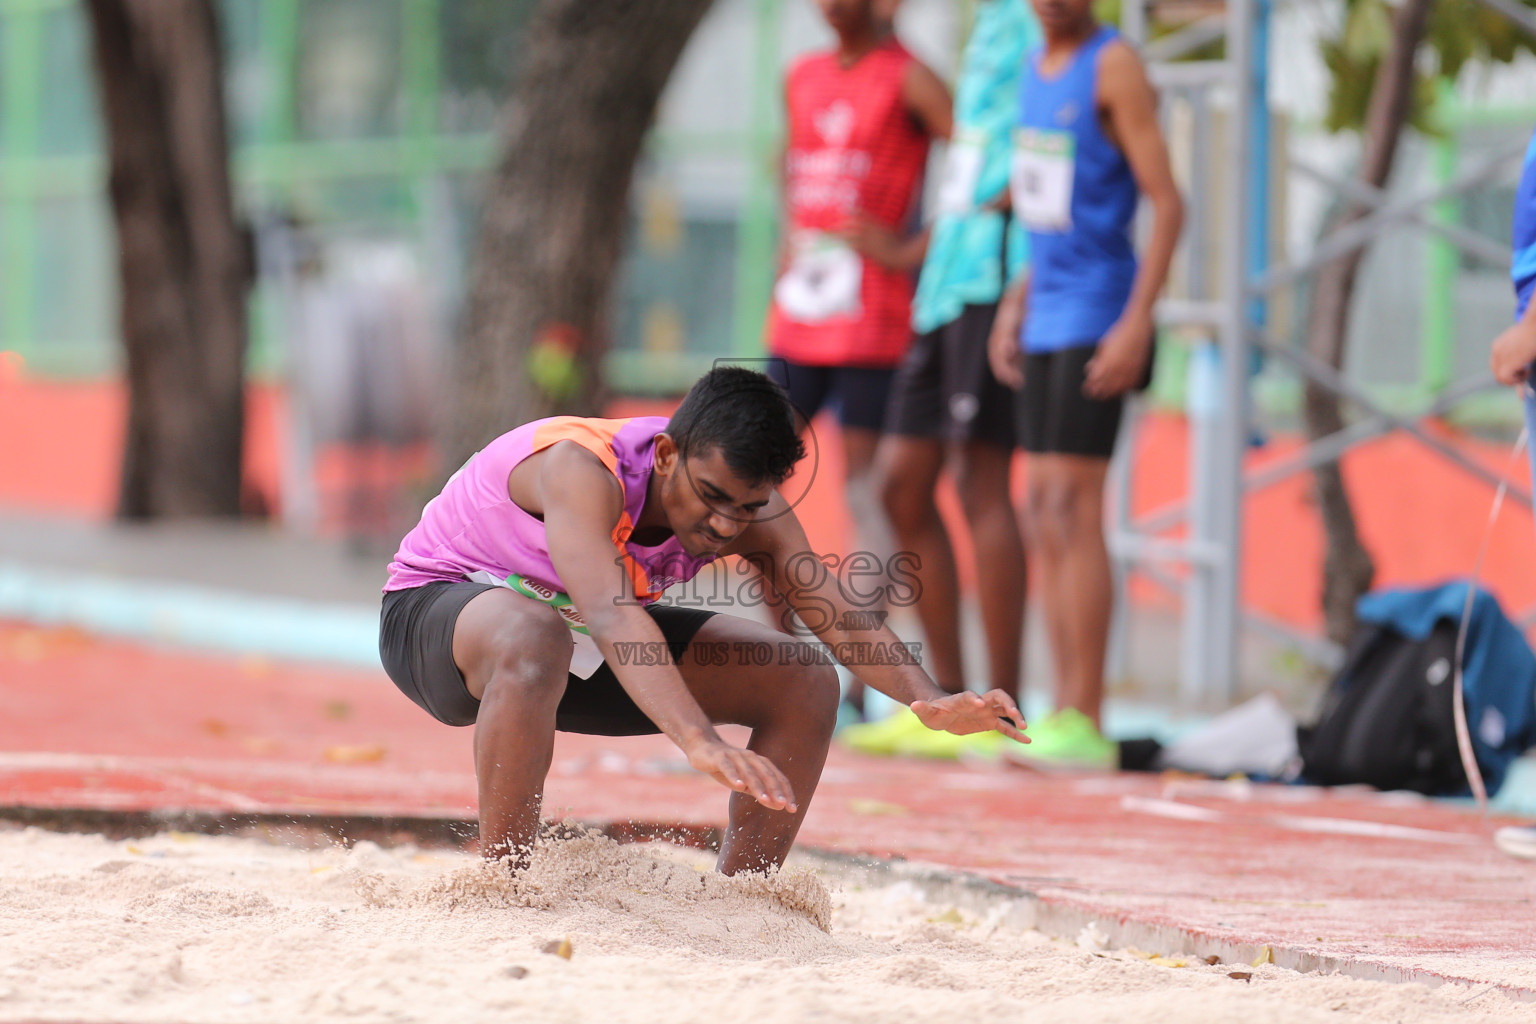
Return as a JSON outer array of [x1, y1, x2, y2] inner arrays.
[[379, 580, 716, 733], [1015, 341, 1155, 459], [885, 302, 1015, 447], [767, 358, 896, 433]]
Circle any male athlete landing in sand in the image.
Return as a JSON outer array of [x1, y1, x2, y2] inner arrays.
[[381, 367, 1026, 873]]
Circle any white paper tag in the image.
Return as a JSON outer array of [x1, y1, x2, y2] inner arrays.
[[935, 130, 986, 217], [466, 570, 605, 680], [774, 233, 862, 323], [568, 631, 604, 680], [1010, 127, 1075, 232]]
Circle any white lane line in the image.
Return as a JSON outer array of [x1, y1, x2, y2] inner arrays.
[[1122, 794, 1482, 844]]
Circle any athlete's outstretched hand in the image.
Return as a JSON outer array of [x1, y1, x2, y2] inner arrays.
[[685, 738, 798, 813], [911, 689, 1028, 744]]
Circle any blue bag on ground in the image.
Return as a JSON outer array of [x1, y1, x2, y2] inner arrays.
[[1300, 582, 1536, 796]]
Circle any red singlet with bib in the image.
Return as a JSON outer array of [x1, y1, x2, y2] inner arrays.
[[768, 40, 930, 368]]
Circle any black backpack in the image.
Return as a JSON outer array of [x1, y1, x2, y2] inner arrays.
[[1298, 620, 1467, 795]]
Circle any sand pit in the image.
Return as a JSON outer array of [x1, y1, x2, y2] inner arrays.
[[0, 825, 1526, 1024]]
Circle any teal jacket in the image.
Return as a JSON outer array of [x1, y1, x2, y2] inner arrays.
[[911, 0, 1040, 333]]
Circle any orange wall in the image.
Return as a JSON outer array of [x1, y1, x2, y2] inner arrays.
[[1127, 415, 1536, 630], [6, 375, 1534, 631], [0, 372, 287, 518]]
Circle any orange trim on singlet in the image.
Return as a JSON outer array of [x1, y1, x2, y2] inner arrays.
[[529, 417, 625, 487], [528, 416, 661, 602], [611, 511, 662, 603]]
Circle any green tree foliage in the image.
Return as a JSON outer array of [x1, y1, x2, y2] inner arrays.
[[1321, 0, 1536, 135]]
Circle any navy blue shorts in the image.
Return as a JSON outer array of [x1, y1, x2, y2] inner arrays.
[[767, 359, 896, 433]]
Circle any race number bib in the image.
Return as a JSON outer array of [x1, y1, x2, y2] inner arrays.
[[934, 129, 986, 217], [1010, 128, 1075, 232], [774, 233, 862, 323], [467, 570, 605, 679]]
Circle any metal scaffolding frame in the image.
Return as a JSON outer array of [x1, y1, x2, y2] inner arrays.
[[1110, 0, 1536, 704]]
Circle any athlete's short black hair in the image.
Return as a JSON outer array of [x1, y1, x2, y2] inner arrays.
[[667, 366, 806, 485]]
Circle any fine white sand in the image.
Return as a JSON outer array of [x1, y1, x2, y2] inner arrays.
[[0, 825, 1527, 1024]]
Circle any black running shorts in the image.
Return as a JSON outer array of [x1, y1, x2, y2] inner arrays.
[[379, 580, 716, 733], [884, 302, 1015, 447], [1015, 342, 1154, 459]]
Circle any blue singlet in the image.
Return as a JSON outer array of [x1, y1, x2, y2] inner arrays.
[[1014, 25, 1138, 353]]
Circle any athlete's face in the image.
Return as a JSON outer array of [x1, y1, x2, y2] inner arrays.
[[656, 440, 775, 558], [1031, 0, 1094, 37], [816, 0, 875, 36]]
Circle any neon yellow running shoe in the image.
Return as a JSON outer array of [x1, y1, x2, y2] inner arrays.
[[840, 705, 1009, 761], [1003, 708, 1116, 770], [837, 707, 932, 756], [897, 722, 1007, 761]]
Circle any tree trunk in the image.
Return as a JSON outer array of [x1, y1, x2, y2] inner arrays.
[[1302, 0, 1432, 646], [449, 0, 715, 463], [86, 0, 250, 519]]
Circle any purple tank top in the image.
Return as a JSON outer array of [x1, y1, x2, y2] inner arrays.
[[385, 416, 714, 604]]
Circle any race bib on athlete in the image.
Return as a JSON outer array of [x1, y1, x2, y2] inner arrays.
[[1010, 127, 1075, 232], [934, 129, 986, 217], [774, 232, 862, 323], [467, 570, 605, 679]]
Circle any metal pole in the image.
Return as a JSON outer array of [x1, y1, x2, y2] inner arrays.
[[1250, 146, 1527, 295], [1178, 78, 1217, 703], [1248, 0, 1270, 333], [1289, 157, 1512, 266], [1122, 0, 1148, 51], [1107, 0, 1152, 685], [1132, 369, 1517, 534], [1256, 335, 1534, 503], [1188, 0, 1253, 704], [1105, 399, 1135, 683], [1181, 339, 1222, 702]]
